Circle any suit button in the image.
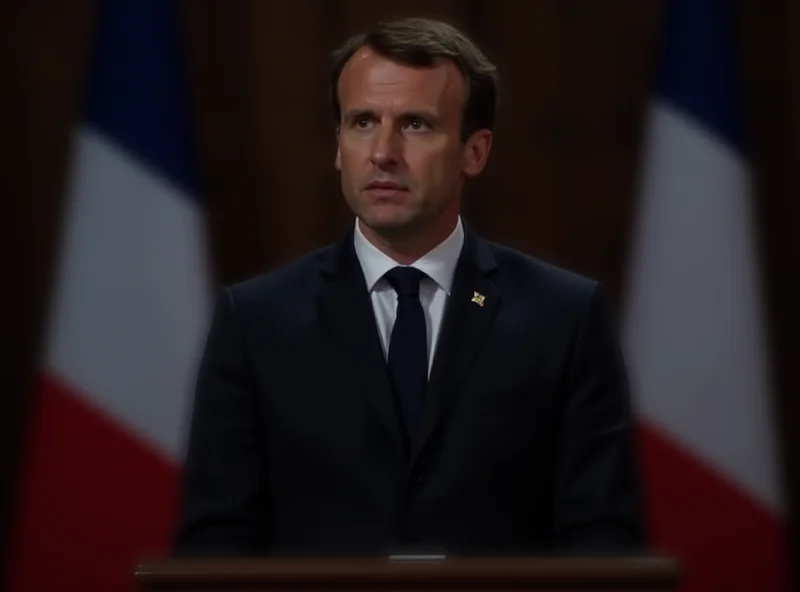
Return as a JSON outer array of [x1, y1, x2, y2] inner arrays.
[[417, 477, 424, 484]]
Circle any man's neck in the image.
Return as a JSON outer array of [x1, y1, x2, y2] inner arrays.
[[357, 216, 459, 265]]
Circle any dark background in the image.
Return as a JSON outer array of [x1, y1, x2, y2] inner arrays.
[[4, 0, 799, 578]]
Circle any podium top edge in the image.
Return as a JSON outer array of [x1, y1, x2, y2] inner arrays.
[[135, 556, 682, 588]]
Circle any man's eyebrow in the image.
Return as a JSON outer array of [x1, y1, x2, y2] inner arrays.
[[400, 110, 439, 122], [342, 108, 374, 120], [341, 108, 440, 121]]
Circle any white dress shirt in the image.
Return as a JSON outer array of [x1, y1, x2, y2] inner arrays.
[[353, 217, 464, 374]]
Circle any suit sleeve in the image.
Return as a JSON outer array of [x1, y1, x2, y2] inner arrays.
[[172, 287, 269, 555], [552, 283, 649, 553]]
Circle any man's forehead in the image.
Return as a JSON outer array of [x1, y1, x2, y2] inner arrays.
[[339, 47, 464, 104]]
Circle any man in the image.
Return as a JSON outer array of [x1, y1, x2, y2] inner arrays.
[[173, 17, 647, 557]]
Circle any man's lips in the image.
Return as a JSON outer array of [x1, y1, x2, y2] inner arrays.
[[364, 181, 408, 191]]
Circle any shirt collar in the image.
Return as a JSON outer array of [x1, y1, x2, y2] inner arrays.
[[353, 217, 464, 295]]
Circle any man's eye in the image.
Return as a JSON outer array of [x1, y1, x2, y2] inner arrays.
[[407, 119, 428, 130], [354, 117, 371, 129]]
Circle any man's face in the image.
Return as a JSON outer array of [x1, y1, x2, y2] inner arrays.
[[335, 47, 490, 239]]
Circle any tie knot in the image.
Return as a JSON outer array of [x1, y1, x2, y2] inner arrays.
[[384, 266, 427, 298]]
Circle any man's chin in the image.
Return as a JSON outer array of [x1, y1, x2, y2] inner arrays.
[[358, 211, 418, 235]]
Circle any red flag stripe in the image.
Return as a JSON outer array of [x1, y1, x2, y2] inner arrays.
[[638, 421, 791, 591], [7, 375, 178, 592]]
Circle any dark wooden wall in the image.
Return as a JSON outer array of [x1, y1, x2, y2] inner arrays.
[[4, 0, 798, 576], [177, 0, 660, 306], [2, 0, 96, 573], [735, 0, 800, 575]]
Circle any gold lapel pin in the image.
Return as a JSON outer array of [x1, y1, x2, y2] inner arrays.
[[471, 291, 486, 307]]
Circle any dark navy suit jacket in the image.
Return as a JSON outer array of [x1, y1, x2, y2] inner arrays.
[[173, 226, 647, 556]]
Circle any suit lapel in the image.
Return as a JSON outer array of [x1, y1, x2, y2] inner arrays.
[[409, 230, 501, 467], [316, 232, 407, 458]]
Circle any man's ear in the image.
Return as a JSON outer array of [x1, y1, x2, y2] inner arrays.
[[334, 126, 342, 170], [462, 129, 493, 177]]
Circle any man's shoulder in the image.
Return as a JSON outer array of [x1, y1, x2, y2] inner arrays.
[[481, 238, 610, 334], [225, 242, 337, 307], [483, 238, 598, 299]]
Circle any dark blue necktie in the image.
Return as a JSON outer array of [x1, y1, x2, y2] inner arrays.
[[385, 266, 428, 446]]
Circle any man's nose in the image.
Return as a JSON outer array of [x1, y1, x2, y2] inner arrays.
[[369, 125, 401, 169]]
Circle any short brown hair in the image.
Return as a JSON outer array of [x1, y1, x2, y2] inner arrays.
[[329, 17, 498, 142]]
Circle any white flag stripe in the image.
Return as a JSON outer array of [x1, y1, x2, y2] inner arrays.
[[624, 100, 782, 513], [46, 127, 211, 459]]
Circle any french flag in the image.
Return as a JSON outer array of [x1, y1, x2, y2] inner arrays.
[[7, 1, 211, 591], [624, 0, 792, 590]]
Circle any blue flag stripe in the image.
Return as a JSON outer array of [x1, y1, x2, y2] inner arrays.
[[83, 0, 199, 198], [656, 0, 744, 153]]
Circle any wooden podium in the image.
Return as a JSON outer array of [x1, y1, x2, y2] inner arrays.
[[135, 556, 681, 591]]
